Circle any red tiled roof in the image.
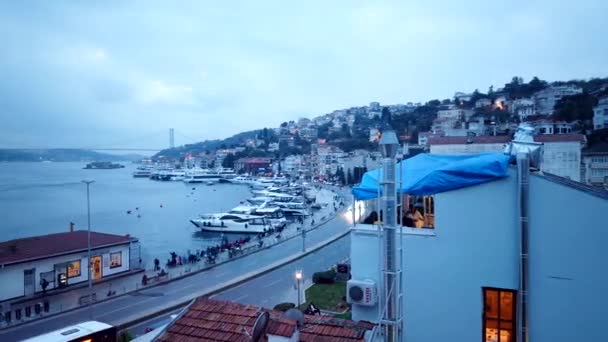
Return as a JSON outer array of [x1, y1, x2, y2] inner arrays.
[[0, 230, 134, 265], [156, 298, 373, 342], [428, 135, 512, 145], [533, 134, 586, 143]]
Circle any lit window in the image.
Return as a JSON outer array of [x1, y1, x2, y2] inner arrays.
[[402, 195, 435, 229], [67, 260, 81, 278], [110, 252, 122, 268], [483, 288, 516, 342]]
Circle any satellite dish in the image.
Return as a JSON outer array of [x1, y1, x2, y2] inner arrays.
[[251, 311, 270, 342], [282, 308, 305, 327]]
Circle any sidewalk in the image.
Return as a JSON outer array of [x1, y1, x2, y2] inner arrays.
[[0, 187, 345, 330]]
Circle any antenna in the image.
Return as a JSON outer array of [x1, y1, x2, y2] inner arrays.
[[250, 311, 269, 342]]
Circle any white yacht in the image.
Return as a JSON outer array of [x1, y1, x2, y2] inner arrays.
[[230, 176, 255, 184], [169, 170, 185, 181], [217, 168, 237, 180], [133, 166, 152, 178], [272, 201, 311, 218], [251, 191, 298, 203], [229, 204, 287, 228], [190, 213, 270, 233], [183, 168, 221, 183]]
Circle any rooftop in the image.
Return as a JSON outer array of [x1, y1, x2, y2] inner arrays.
[[0, 230, 135, 265], [236, 157, 272, 163], [428, 135, 512, 145], [156, 298, 373, 342], [533, 134, 586, 143]]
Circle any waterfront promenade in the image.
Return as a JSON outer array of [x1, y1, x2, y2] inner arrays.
[[0, 186, 352, 340]]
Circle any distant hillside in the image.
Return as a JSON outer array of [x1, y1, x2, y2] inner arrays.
[[0, 149, 142, 162], [154, 129, 261, 159]]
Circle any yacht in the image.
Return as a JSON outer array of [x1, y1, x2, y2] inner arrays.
[[230, 176, 255, 184], [272, 201, 310, 218], [169, 170, 185, 181], [251, 191, 298, 203], [190, 213, 270, 233], [217, 168, 237, 180], [183, 169, 221, 183], [250, 207, 287, 228]]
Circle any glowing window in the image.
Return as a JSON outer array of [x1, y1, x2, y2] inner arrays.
[[67, 260, 80, 278], [483, 288, 516, 342], [110, 252, 122, 268]]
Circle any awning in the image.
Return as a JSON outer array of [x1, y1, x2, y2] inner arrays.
[[352, 153, 510, 200]]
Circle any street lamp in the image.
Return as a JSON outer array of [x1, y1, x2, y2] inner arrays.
[[82, 180, 94, 319], [295, 270, 303, 308]]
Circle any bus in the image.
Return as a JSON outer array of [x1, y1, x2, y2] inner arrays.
[[23, 321, 116, 342]]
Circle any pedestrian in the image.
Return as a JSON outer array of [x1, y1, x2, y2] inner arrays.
[[154, 258, 160, 271]]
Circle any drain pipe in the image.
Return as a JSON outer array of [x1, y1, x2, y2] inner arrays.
[[379, 130, 399, 342], [517, 152, 530, 342]]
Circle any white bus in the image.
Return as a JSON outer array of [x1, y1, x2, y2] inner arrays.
[[23, 321, 116, 342]]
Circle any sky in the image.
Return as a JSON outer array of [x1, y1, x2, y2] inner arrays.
[[1, 0, 607, 151]]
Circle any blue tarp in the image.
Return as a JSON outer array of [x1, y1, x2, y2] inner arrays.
[[352, 153, 510, 200]]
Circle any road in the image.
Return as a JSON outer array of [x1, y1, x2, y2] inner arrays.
[[128, 233, 350, 337], [0, 187, 352, 341]]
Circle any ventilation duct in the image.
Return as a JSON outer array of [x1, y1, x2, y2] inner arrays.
[[504, 124, 543, 169]]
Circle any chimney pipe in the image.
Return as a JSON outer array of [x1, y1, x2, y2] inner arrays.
[[379, 130, 399, 342], [70, 222, 74, 232], [517, 152, 530, 342]]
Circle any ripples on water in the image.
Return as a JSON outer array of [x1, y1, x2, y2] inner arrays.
[[0, 162, 253, 261]]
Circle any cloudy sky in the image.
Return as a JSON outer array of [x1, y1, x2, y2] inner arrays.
[[1, 0, 607, 150]]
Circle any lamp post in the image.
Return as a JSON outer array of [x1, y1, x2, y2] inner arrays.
[[295, 270, 303, 308], [82, 180, 94, 319]]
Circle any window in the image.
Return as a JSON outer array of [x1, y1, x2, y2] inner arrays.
[[67, 260, 81, 278], [483, 288, 516, 342], [110, 252, 122, 268], [402, 195, 435, 229]]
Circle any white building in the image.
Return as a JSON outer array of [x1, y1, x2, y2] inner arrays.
[[369, 102, 380, 111], [429, 136, 512, 154], [530, 120, 573, 135], [350, 161, 608, 342], [510, 98, 536, 120], [282, 155, 303, 176], [534, 85, 583, 115], [475, 98, 492, 108], [0, 231, 139, 317], [437, 108, 474, 122], [593, 97, 608, 130], [299, 126, 318, 141], [534, 134, 585, 181], [582, 150, 608, 186]]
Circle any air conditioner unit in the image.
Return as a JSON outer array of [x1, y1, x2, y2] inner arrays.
[[346, 279, 377, 306]]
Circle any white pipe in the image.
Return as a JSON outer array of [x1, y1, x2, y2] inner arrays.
[[517, 152, 530, 342]]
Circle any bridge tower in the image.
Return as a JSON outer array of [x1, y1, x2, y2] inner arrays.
[[169, 128, 175, 148]]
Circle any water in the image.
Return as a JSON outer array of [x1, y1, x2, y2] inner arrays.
[[0, 162, 253, 260]]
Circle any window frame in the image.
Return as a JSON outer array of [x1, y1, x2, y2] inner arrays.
[[482, 287, 517, 342], [109, 252, 122, 269], [66, 260, 81, 278]]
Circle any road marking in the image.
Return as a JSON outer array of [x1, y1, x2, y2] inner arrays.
[[263, 278, 282, 288]]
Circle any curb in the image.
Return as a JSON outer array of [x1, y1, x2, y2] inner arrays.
[[116, 229, 351, 332]]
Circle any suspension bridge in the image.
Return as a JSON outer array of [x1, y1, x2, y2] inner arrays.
[[0, 129, 199, 152]]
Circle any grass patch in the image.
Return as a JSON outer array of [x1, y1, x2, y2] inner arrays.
[[303, 281, 347, 311], [333, 311, 352, 320]]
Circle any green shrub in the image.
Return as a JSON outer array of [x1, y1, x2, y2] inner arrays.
[[312, 270, 336, 284]]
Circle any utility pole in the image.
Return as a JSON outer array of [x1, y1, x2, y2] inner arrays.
[[82, 180, 95, 320]]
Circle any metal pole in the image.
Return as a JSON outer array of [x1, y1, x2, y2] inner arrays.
[[82, 180, 94, 320], [302, 229, 306, 253], [297, 279, 301, 308]]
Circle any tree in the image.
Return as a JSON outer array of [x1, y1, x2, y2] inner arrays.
[[427, 99, 441, 107], [554, 93, 598, 124], [280, 122, 288, 128], [222, 153, 236, 168], [488, 85, 494, 95]]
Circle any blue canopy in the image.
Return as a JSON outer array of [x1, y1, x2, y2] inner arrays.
[[352, 153, 510, 200]]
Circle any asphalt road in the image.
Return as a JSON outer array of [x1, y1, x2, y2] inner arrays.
[[127, 233, 350, 337], [0, 188, 352, 341]]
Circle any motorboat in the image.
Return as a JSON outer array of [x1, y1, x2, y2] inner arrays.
[[229, 176, 255, 184], [183, 168, 221, 183], [272, 201, 311, 218], [205, 180, 215, 185], [190, 213, 270, 233], [229, 204, 287, 229]]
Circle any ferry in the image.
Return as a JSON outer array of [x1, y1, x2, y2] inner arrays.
[[83, 161, 124, 169], [183, 168, 221, 183], [133, 166, 152, 178]]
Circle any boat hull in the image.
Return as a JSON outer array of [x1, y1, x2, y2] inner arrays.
[[190, 220, 267, 234]]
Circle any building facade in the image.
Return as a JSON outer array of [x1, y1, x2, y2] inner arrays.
[[534, 85, 583, 115], [0, 231, 139, 315], [534, 134, 585, 182], [350, 168, 608, 342], [593, 97, 608, 130]]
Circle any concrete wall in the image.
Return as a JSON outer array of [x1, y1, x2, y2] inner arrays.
[[351, 172, 519, 341], [540, 142, 581, 181], [430, 143, 506, 155], [0, 243, 131, 302], [527, 175, 608, 341]]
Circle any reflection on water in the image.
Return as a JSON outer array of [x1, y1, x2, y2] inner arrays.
[[0, 162, 253, 261]]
